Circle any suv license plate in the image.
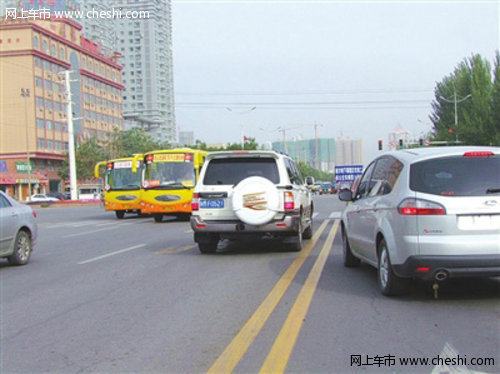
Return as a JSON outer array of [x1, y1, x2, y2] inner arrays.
[[200, 199, 225, 209]]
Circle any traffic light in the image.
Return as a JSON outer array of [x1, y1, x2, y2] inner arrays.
[[399, 139, 403, 149], [378, 140, 383, 150], [419, 138, 423, 147]]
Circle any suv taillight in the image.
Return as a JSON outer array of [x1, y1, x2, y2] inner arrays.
[[192, 192, 199, 211], [398, 198, 446, 215], [284, 191, 294, 211]]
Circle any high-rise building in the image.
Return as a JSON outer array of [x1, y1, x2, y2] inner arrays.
[[0, 17, 123, 199], [335, 137, 363, 165], [16, 1, 116, 56], [272, 138, 337, 173], [111, 0, 176, 144]]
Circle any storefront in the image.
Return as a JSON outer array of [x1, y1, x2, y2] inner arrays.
[[0, 159, 49, 200]]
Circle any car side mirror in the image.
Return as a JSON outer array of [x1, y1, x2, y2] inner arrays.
[[305, 176, 314, 186], [338, 189, 353, 202]]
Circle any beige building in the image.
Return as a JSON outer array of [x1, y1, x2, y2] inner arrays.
[[0, 17, 123, 200]]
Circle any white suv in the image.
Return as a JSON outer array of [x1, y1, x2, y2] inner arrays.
[[190, 151, 314, 253]]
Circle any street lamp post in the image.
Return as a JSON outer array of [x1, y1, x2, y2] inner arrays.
[[225, 106, 256, 149], [439, 90, 471, 141], [21, 88, 31, 201]]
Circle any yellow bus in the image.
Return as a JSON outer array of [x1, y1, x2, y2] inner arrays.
[[94, 156, 143, 219], [132, 148, 207, 222]]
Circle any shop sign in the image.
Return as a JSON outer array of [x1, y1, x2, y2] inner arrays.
[[15, 162, 34, 173]]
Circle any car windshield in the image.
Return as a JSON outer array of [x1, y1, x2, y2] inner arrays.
[[410, 155, 500, 196], [203, 158, 280, 185]]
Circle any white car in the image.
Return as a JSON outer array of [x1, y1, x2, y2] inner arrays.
[[339, 146, 500, 296], [191, 151, 314, 253], [0, 191, 38, 265], [30, 194, 59, 202]]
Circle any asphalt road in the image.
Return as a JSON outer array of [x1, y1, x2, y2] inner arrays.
[[1, 195, 498, 373]]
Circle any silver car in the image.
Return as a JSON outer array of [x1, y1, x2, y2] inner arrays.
[[339, 146, 500, 296], [0, 191, 38, 265]]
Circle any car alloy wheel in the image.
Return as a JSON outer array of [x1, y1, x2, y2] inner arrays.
[[8, 231, 32, 265]]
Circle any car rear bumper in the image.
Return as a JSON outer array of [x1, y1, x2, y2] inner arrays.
[[392, 255, 500, 280], [190, 213, 300, 236]]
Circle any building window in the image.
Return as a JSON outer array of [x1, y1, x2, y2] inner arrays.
[[46, 120, 53, 130], [35, 97, 44, 107], [35, 77, 43, 87], [59, 47, 65, 60], [47, 141, 53, 150], [42, 40, 48, 53], [36, 118, 44, 129], [51, 44, 56, 56], [37, 138, 45, 148], [33, 35, 39, 49]]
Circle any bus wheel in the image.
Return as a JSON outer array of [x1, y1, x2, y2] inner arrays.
[[154, 214, 163, 223], [115, 211, 125, 219]]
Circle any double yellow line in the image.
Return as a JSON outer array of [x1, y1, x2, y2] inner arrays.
[[208, 219, 340, 374]]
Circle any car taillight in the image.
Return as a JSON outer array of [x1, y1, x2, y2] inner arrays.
[[398, 198, 446, 215], [192, 192, 199, 211], [284, 191, 294, 211], [463, 151, 495, 158]]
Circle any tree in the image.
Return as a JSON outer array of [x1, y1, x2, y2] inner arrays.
[[430, 53, 500, 145], [491, 51, 500, 145], [107, 128, 164, 158], [58, 137, 110, 180]]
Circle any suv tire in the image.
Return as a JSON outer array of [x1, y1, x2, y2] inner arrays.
[[198, 241, 218, 254], [289, 217, 303, 252], [377, 238, 410, 296], [303, 207, 313, 240], [342, 227, 360, 267]]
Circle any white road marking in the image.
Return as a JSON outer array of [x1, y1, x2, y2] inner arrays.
[[63, 222, 134, 238], [78, 244, 146, 265], [329, 211, 342, 219]]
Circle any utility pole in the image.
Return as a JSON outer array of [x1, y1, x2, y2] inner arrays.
[[440, 89, 471, 141], [61, 70, 78, 200], [21, 88, 31, 201]]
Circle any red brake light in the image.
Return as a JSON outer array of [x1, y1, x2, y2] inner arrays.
[[284, 191, 294, 211], [185, 153, 193, 162], [416, 267, 430, 272], [106, 162, 113, 170], [463, 151, 494, 158], [398, 198, 446, 215]]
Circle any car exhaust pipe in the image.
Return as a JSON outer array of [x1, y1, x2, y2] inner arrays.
[[434, 270, 448, 281]]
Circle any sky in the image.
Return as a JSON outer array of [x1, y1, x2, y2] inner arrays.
[[172, 0, 499, 163]]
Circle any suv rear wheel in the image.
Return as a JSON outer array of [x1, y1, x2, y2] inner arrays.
[[302, 206, 313, 240], [342, 227, 360, 267], [378, 239, 410, 296], [289, 217, 303, 252]]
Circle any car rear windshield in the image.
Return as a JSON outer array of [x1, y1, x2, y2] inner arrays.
[[410, 155, 500, 196], [203, 157, 280, 185]]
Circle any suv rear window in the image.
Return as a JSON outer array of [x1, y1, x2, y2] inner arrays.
[[410, 155, 500, 196], [203, 158, 280, 185]]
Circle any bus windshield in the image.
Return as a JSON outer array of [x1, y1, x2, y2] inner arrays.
[[143, 154, 195, 189], [105, 161, 142, 190]]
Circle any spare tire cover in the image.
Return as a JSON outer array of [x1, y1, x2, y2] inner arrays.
[[232, 176, 280, 226]]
